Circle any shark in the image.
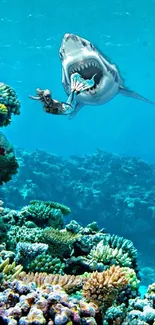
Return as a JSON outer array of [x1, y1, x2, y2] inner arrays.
[[59, 33, 155, 119]]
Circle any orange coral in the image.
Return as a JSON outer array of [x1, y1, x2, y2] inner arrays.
[[83, 265, 129, 308], [17, 272, 83, 293]]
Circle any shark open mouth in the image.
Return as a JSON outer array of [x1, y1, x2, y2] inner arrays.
[[68, 59, 103, 92]]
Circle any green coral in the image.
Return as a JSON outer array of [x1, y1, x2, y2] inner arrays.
[[20, 200, 67, 228], [27, 253, 65, 274], [0, 82, 20, 127], [103, 234, 137, 261], [42, 227, 78, 258], [0, 132, 19, 185], [7, 226, 44, 250], [29, 200, 71, 215], [122, 267, 140, 290], [88, 241, 132, 267], [88, 233, 138, 272]]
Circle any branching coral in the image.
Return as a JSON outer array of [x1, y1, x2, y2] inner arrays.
[[88, 241, 133, 268], [0, 82, 20, 127], [0, 258, 23, 284], [29, 199, 71, 215], [17, 272, 84, 293], [42, 227, 78, 258], [83, 265, 129, 308], [15, 242, 48, 266], [104, 234, 138, 262], [7, 226, 44, 250], [88, 234, 138, 273], [20, 200, 65, 228], [0, 132, 19, 185]]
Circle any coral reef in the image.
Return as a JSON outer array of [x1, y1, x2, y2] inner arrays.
[[1, 147, 155, 264], [0, 82, 20, 127], [0, 132, 18, 185], [0, 201, 155, 324]]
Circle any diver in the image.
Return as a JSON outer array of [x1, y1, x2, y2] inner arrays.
[[29, 88, 72, 115], [29, 73, 96, 116]]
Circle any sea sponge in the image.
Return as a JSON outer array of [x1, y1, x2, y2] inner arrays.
[[83, 265, 129, 308], [0, 82, 20, 127], [0, 132, 19, 185], [42, 227, 78, 258], [17, 272, 84, 293]]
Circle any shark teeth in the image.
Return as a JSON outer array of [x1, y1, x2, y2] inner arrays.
[[70, 60, 99, 75], [68, 59, 103, 93]]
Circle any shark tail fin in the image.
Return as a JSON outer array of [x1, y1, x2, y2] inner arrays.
[[119, 86, 155, 105]]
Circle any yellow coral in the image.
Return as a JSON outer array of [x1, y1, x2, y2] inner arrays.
[[147, 283, 155, 295], [0, 258, 23, 282], [83, 265, 129, 308], [0, 103, 8, 115], [17, 272, 83, 293]]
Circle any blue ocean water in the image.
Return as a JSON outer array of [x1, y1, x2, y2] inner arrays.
[[1, 1, 155, 321], [1, 0, 155, 160]]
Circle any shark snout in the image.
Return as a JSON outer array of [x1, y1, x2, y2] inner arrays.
[[60, 33, 84, 58], [63, 33, 79, 42]]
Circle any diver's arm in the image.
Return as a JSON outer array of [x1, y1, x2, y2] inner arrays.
[[29, 95, 40, 100]]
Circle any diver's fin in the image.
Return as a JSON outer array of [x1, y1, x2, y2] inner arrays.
[[119, 86, 155, 105], [69, 103, 83, 120]]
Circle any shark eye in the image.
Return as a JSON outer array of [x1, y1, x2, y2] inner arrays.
[[59, 51, 63, 59], [81, 40, 87, 47]]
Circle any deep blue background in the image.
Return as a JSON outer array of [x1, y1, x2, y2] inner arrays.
[[1, 0, 155, 161]]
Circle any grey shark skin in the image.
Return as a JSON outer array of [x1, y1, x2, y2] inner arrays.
[[59, 33, 155, 119]]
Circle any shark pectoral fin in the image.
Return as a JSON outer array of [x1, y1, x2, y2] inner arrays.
[[119, 86, 155, 105], [69, 103, 83, 120]]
